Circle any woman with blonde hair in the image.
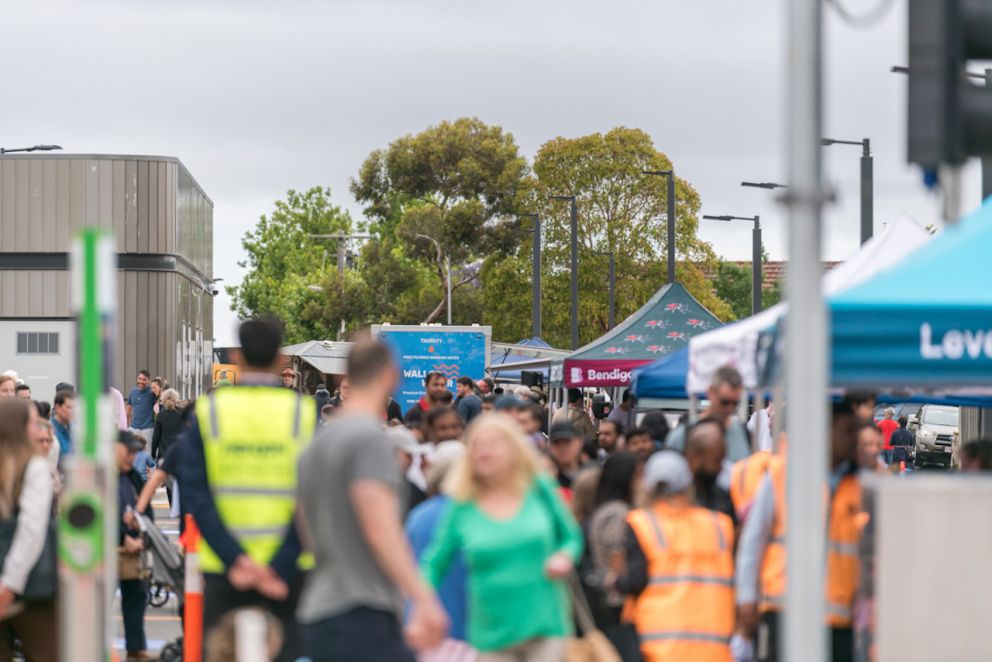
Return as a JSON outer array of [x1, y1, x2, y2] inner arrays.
[[0, 398, 57, 661], [422, 414, 583, 662]]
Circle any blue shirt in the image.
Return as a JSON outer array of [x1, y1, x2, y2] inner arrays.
[[128, 386, 156, 429], [52, 417, 72, 456], [134, 450, 156, 480], [405, 496, 468, 641]]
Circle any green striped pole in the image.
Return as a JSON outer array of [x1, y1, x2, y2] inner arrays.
[[61, 229, 116, 662]]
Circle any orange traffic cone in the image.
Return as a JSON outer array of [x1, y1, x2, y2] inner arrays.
[[180, 515, 204, 662]]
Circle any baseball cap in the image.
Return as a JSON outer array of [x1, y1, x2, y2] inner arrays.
[[117, 430, 145, 452], [549, 421, 580, 443], [643, 450, 693, 495], [494, 395, 526, 411]]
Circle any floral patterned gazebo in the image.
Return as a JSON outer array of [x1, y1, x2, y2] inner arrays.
[[553, 282, 724, 388]]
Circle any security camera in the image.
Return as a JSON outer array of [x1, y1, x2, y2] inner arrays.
[[211, 288, 219, 296]]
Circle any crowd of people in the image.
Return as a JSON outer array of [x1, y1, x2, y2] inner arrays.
[[3, 320, 992, 662], [0, 369, 189, 662]]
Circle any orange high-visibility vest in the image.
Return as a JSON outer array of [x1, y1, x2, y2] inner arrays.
[[758, 459, 862, 628], [730, 450, 773, 520], [627, 500, 735, 662], [825, 475, 861, 627], [759, 457, 787, 613]]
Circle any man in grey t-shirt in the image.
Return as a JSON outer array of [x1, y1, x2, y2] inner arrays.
[[297, 341, 447, 662]]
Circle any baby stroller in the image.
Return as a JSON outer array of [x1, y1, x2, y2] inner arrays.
[[135, 511, 185, 661]]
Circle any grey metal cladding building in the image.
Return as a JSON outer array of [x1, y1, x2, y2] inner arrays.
[[0, 154, 213, 399]]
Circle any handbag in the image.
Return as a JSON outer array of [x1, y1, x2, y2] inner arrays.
[[0, 514, 57, 601], [118, 543, 151, 581], [566, 573, 622, 662]]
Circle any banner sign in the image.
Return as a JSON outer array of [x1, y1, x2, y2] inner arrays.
[[374, 326, 491, 413]]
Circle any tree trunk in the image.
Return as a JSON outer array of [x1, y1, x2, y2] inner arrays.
[[423, 295, 447, 324]]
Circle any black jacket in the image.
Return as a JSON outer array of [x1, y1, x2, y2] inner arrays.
[[152, 409, 185, 460]]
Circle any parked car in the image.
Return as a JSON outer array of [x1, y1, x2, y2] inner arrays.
[[913, 405, 960, 468]]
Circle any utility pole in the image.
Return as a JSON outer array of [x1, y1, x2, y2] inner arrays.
[[551, 195, 579, 349], [643, 169, 678, 283], [785, 0, 828, 661]]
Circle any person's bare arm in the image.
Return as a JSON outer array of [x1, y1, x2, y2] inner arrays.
[[350, 479, 447, 649]]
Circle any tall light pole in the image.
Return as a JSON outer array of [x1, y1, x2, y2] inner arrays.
[[518, 212, 542, 339], [551, 195, 579, 349], [594, 250, 616, 329], [642, 169, 678, 283], [821, 137, 872, 244], [0, 144, 62, 154], [703, 214, 763, 314]]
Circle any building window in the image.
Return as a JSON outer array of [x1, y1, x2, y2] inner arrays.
[[16, 332, 60, 355]]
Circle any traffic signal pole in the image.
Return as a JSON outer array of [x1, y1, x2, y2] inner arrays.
[[61, 230, 117, 661]]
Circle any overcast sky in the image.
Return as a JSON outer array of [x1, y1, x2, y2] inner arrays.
[[2, 0, 982, 346]]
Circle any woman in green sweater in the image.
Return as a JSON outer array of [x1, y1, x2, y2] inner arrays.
[[421, 413, 584, 661]]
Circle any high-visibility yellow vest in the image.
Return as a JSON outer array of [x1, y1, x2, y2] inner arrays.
[[196, 386, 315, 574], [626, 500, 735, 662], [730, 450, 773, 520]]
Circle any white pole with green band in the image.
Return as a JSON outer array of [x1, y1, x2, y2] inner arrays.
[[61, 229, 117, 661]]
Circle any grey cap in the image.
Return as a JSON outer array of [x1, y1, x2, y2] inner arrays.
[[643, 450, 693, 495]]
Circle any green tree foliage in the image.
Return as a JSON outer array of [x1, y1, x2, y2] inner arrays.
[[482, 127, 732, 347], [351, 117, 530, 322], [712, 258, 783, 321], [227, 187, 354, 344]]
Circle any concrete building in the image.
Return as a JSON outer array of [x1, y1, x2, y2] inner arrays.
[[0, 154, 213, 399]]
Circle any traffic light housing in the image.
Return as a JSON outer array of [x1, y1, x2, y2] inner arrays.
[[908, 0, 992, 169]]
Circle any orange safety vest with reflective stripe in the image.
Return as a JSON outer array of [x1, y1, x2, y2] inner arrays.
[[825, 475, 862, 627], [759, 456, 787, 613], [730, 450, 773, 521], [759, 458, 862, 628], [626, 500, 735, 662]]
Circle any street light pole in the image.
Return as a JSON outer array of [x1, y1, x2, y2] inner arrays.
[[702, 214, 762, 314], [821, 138, 873, 244], [551, 195, 579, 349], [643, 170, 678, 283], [518, 213, 542, 339], [594, 251, 616, 329]]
